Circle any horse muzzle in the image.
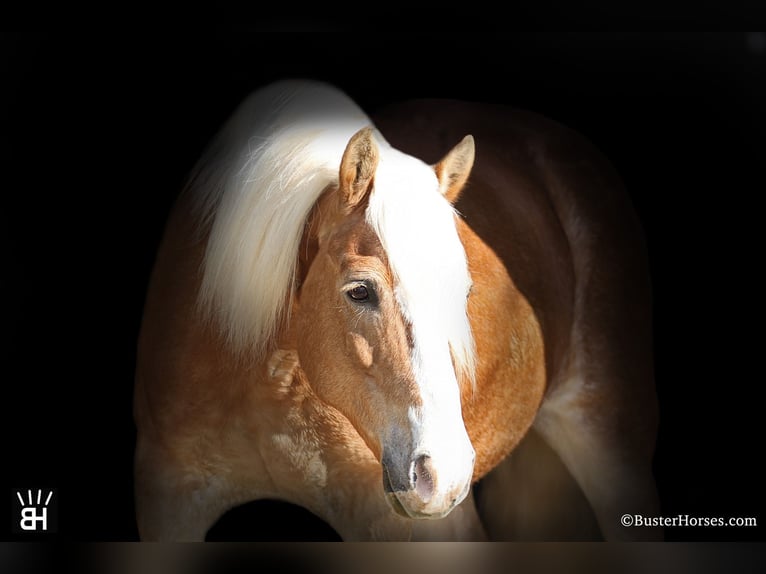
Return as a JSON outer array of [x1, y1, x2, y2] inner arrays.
[[382, 450, 475, 519]]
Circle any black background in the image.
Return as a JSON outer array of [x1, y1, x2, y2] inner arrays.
[[2, 30, 764, 542]]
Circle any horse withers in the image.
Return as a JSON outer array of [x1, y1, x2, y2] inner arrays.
[[133, 80, 661, 540]]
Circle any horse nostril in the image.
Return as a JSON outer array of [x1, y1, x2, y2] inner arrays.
[[411, 454, 435, 503]]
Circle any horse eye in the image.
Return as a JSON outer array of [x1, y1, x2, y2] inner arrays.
[[348, 284, 370, 302]]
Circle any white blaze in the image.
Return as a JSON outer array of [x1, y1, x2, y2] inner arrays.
[[366, 139, 476, 510]]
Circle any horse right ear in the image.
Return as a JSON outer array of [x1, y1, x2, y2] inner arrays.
[[339, 127, 379, 209], [434, 135, 475, 205]]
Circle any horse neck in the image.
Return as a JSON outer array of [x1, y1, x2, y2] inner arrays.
[[456, 218, 547, 479]]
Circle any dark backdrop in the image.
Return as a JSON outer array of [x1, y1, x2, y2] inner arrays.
[[3, 30, 764, 541]]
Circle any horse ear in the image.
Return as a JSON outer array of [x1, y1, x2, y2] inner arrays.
[[434, 135, 475, 204], [339, 127, 379, 209]]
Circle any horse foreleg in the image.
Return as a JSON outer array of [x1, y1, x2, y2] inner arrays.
[[533, 376, 663, 541], [134, 438, 232, 541], [475, 427, 601, 540]]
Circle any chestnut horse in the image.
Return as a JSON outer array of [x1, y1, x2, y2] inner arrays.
[[134, 80, 661, 541]]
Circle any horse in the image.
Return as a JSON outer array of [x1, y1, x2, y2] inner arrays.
[[133, 79, 662, 541]]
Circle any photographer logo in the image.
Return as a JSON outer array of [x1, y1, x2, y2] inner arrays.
[[13, 489, 57, 534]]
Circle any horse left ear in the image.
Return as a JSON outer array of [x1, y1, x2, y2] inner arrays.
[[339, 127, 379, 209], [434, 135, 475, 204]]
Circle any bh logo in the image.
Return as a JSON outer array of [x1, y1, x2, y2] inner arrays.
[[13, 489, 57, 533]]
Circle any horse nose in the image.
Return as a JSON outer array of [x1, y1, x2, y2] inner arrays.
[[410, 454, 436, 504]]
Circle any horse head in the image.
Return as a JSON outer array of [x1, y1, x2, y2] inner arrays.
[[294, 127, 477, 519]]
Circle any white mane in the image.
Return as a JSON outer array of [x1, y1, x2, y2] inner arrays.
[[189, 80, 371, 356]]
